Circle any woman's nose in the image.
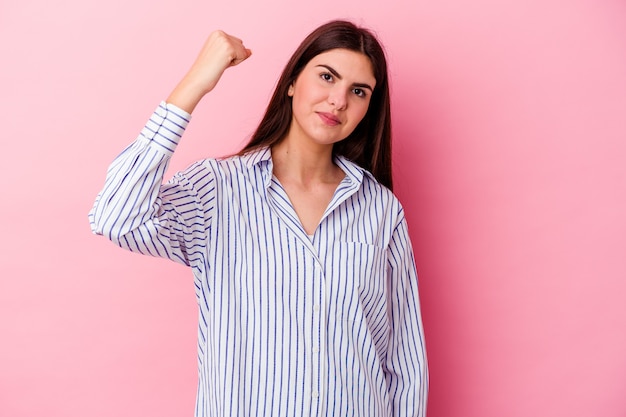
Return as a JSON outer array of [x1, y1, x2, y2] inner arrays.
[[328, 87, 347, 110]]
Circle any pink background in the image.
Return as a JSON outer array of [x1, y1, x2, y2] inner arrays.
[[1, 0, 625, 416]]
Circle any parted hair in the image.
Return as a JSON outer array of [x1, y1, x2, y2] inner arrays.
[[239, 20, 393, 190]]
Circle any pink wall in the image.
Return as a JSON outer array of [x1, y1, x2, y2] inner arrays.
[[1, 0, 625, 416]]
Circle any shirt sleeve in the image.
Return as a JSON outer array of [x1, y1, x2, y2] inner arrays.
[[385, 208, 429, 416], [89, 101, 216, 267]]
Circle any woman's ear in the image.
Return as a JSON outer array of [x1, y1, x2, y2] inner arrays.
[[288, 83, 294, 97]]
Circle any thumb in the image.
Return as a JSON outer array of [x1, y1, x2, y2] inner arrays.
[[231, 48, 252, 66]]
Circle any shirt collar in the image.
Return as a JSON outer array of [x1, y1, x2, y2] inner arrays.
[[241, 146, 368, 190], [242, 146, 272, 168]]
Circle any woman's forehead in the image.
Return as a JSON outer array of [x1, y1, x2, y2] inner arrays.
[[307, 49, 376, 83]]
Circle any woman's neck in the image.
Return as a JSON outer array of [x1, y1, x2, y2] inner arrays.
[[271, 139, 343, 188]]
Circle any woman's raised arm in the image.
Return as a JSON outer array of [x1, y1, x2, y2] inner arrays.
[[167, 30, 252, 113]]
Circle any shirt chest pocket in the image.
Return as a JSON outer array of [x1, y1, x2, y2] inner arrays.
[[325, 242, 388, 325]]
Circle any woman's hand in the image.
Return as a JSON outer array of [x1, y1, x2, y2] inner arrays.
[[167, 30, 252, 113]]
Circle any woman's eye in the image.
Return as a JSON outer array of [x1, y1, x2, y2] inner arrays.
[[353, 88, 366, 98], [321, 73, 333, 82]]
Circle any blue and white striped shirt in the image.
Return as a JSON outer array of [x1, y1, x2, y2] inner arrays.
[[90, 102, 428, 417]]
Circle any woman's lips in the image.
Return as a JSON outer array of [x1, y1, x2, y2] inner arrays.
[[317, 112, 341, 126]]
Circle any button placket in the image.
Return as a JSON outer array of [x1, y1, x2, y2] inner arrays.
[[310, 262, 325, 412]]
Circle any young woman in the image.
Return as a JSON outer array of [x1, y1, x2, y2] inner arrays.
[[90, 20, 428, 417]]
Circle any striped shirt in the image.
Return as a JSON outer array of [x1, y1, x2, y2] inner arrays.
[[89, 102, 428, 417]]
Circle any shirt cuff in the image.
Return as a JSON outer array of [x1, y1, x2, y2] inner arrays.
[[139, 101, 192, 156]]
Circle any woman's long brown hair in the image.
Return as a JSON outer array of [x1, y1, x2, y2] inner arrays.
[[239, 20, 393, 190]]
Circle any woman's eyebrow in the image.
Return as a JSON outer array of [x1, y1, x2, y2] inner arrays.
[[316, 64, 374, 91]]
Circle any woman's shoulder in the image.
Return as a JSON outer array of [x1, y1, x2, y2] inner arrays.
[[336, 156, 404, 224], [177, 148, 270, 191], [187, 147, 267, 171], [338, 156, 399, 201]]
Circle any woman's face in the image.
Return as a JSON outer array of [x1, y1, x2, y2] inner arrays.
[[287, 48, 376, 148]]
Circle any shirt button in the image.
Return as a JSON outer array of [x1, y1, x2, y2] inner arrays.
[[312, 346, 319, 353], [313, 305, 320, 312], [312, 391, 319, 398]]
